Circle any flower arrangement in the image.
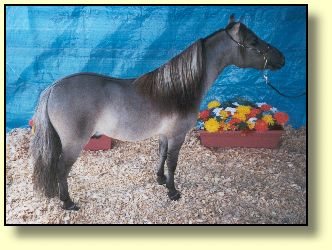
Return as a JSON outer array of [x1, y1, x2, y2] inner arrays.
[[197, 99, 289, 133]]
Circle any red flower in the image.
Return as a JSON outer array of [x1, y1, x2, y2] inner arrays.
[[229, 118, 241, 130], [199, 110, 210, 120], [248, 108, 261, 118], [255, 119, 268, 132], [274, 112, 289, 125], [229, 118, 241, 125], [261, 104, 272, 111]]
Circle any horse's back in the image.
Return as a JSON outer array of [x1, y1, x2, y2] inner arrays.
[[55, 72, 136, 85], [48, 72, 135, 109]]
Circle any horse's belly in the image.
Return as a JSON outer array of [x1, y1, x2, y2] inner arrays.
[[94, 112, 183, 142], [95, 115, 161, 142], [102, 127, 157, 142]]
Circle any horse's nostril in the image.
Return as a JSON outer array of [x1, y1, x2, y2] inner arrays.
[[281, 56, 285, 66], [275, 55, 285, 69]]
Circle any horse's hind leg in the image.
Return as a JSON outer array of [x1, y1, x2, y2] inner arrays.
[[166, 134, 186, 201], [156, 135, 168, 185], [56, 144, 83, 211]]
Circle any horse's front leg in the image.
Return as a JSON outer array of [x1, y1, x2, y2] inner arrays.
[[166, 133, 186, 201], [156, 135, 168, 185]]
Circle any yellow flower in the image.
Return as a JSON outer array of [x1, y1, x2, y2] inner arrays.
[[233, 112, 247, 122], [246, 121, 255, 130], [219, 110, 229, 119], [262, 115, 275, 125], [237, 105, 251, 115], [204, 118, 220, 132], [207, 100, 221, 109]]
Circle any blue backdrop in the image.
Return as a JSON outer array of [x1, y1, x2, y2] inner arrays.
[[6, 6, 307, 132]]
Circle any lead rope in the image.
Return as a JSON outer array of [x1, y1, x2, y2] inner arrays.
[[261, 51, 306, 98], [262, 67, 306, 98]]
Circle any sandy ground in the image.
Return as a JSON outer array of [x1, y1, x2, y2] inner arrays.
[[5, 127, 306, 224]]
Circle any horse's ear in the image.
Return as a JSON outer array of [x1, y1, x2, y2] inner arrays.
[[230, 22, 241, 35], [228, 14, 235, 24]]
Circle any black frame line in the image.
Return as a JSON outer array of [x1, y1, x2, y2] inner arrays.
[[3, 3, 309, 226]]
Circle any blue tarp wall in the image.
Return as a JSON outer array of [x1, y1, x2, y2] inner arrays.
[[6, 6, 307, 132]]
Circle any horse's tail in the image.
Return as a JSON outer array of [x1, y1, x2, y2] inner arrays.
[[30, 86, 62, 198]]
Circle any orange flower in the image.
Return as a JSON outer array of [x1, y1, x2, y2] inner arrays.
[[261, 104, 272, 111], [220, 121, 231, 131], [248, 108, 261, 118], [255, 120, 268, 132], [274, 112, 289, 125]]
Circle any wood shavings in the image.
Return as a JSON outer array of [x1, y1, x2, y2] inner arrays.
[[6, 127, 306, 224]]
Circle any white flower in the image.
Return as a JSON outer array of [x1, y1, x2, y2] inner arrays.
[[271, 107, 278, 113], [248, 117, 257, 123], [256, 102, 267, 107], [212, 107, 223, 116], [232, 102, 240, 106], [225, 107, 237, 115], [197, 120, 204, 130]]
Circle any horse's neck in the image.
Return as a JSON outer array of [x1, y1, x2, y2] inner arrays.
[[201, 31, 235, 95]]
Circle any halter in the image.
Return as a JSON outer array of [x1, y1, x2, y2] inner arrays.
[[225, 30, 306, 98], [225, 30, 270, 70]]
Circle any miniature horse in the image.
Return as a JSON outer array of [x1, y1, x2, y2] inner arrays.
[[31, 15, 285, 210]]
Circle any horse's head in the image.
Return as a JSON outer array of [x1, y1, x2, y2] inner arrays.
[[225, 15, 285, 71]]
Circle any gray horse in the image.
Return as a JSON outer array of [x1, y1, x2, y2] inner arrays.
[[30, 15, 285, 210]]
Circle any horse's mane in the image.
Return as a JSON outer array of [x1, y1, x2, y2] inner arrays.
[[134, 39, 205, 114]]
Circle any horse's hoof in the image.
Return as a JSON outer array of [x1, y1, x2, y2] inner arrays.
[[168, 190, 181, 201], [157, 175, 167, 185], [62, 202, 80, 211]]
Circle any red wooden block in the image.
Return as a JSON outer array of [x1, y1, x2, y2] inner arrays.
[[200, 130, 284, 149], [29, 118, 112, 151], [84, 135, 112, 151], [29, 119, 34, 127]]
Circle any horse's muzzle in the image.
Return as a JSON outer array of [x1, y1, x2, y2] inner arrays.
[[268, 52, 285, 70]]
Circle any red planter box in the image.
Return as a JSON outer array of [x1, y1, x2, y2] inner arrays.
[[84, 135, 112, 151], [200, 130, 284, 149], [29, 119, 112, 151]]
